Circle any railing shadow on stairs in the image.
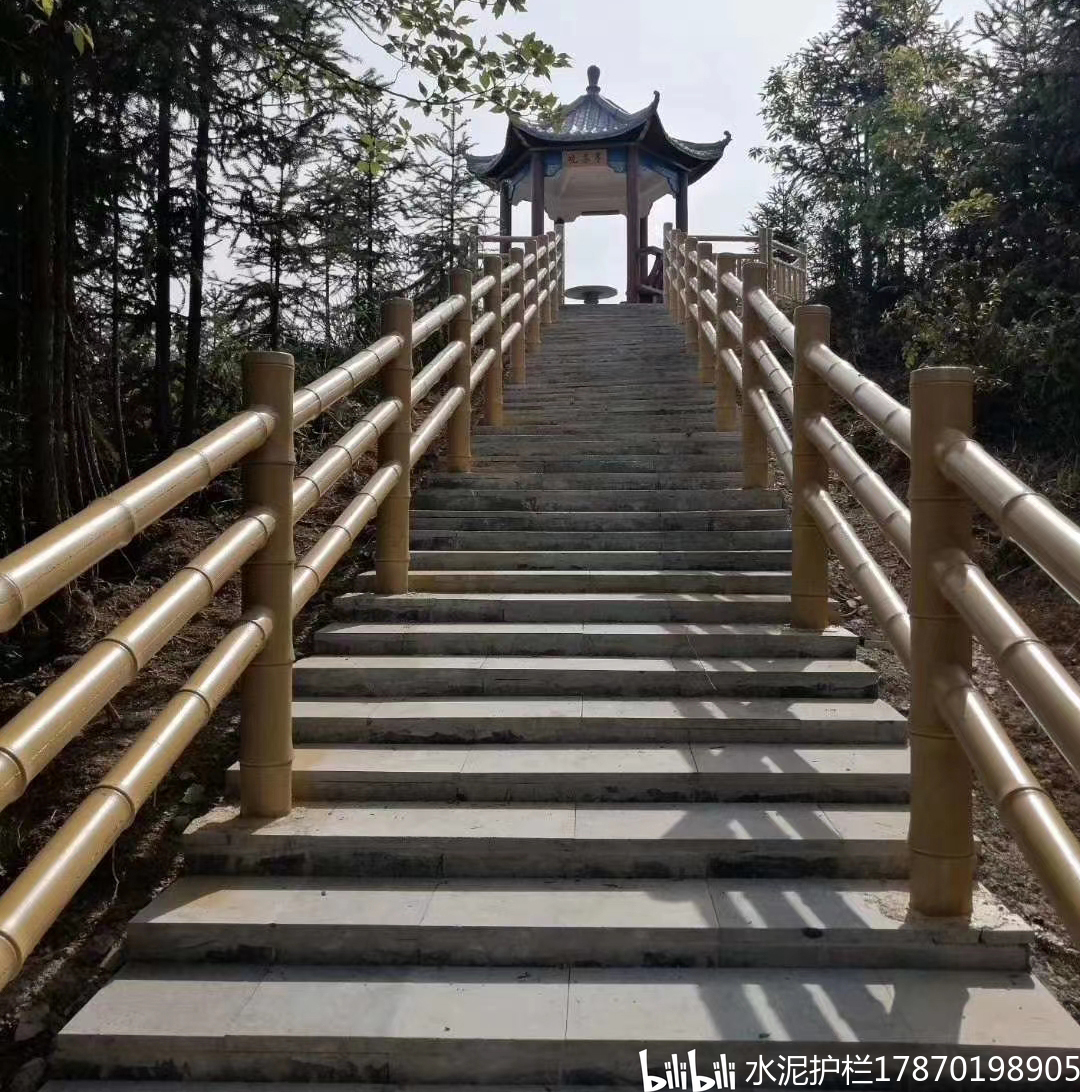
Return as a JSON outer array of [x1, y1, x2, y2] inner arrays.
[[0, 230, 565, 989], [665, 223, 1080, 942]]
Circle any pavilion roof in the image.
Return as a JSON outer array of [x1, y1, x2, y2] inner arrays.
[[466, 65, 731, 188]]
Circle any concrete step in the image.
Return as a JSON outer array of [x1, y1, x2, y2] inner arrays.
[[292, 697, 908, 745], [463, 455, 740, 473], [468, 435, 739, 454], [128, 877, 1026, 970], [469, 421, 725, 434], [292, 655, 878, 699], [225, 742, 909, 804], [416, 488, 783, 512], [181, 801, 909, 879], [409, 508, 791, 531], [408, 530, 791, 552], [500, 415, 724, 431], [54, 963, 1080, 1083], [407, 550, 793, 572], [354, 570, 792, 593], [313, 622, 854, 659], [332, 591, 795, 624], [424, 473, 744, 490]]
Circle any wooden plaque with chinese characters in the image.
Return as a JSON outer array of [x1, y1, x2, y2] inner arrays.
[[563, 149, 608, 169]]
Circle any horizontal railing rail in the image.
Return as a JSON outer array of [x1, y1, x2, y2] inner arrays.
[[0, 229, 565, 989], [664, 222, 1080, 941]]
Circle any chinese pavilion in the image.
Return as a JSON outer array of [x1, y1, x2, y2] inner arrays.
[[466, 65, 732, 302]]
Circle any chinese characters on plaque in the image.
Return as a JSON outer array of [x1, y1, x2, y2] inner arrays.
[[564, 150, 607, 168]]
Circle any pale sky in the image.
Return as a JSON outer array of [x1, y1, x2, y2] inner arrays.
[[457, 0, 985, 299]]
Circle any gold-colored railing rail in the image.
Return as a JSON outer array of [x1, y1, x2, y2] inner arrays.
[[664, 223, 1080, 939], [0, 230, 565, 988]]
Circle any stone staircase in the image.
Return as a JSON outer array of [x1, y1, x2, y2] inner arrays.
[[49, 305, 1080, 1087]]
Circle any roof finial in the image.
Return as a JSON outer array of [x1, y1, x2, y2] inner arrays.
[[586, 65, 601, 94]]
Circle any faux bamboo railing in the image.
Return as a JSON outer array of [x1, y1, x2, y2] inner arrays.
[[0, 231, 565, 989], [666, 224, 1080, 940], [661, 226, 807, 306]]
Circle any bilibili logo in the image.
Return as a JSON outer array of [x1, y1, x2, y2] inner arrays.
[[639, 1049, 738, 1091]]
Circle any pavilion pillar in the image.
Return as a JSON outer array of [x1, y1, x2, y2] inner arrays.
[[626, 145, 641, 303], [675, 170, 689, 233], [499, 182, 512, 246], [639, 217, 650, 295], [531, 152, 545, 237]]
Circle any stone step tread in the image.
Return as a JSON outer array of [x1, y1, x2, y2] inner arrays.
[[185, 801, 909, 848], [224, 744, 909, 806], [231, 742, 910, 779], [405, 551, 793, 572], [56, 965, 1080, 1080], [288, 655, 877, 698], [128, 876, 1028, 952], [417, 492, 784, 512], [293, 696, 904, 724], [291, 697, 907, 746], [316, 622, 850, 638], [312, 622, 853, 659], [408, 532, 790, 545], [353, 571, 793, 593], [409, 511, 791, 529]]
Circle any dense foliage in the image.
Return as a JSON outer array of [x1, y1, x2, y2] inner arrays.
[[0, 0, 567, 551], [750, 0, 1080, 456]]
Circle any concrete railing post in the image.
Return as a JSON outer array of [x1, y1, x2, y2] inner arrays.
[[447, 269, 473, 473], [555, 222, 566, 307], [525, 238, 541, 350], [791, 306, 832, 630], [683, 235, 699, 351], [696, 241, 715, 386], [714, 254, 740, 432], [671, 231, 685, 324], [239, 350, 295, 819], [663, 222, 673, 312], [546, 231, 559, 324], [740, 262, 770, 489], [375, 298, 413, 594], [483, 253, 504, 426], [510, 246, 527, 385], [909, 366, 977, 917]]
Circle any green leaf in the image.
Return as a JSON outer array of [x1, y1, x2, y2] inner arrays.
[[35, 0, 55, 16]]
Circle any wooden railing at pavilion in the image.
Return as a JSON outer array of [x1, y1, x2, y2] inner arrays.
[[666, 224, 1080, 940], [0, 230, 565, 989]]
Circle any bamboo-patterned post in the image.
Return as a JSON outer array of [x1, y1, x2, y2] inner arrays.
[[909, 366, 976, 917], [375, 298, 413, 594], [671, 230, 685, 324], [791, 306, 832, 630], [525, 238, 540, 349], [447, 269, 473, 472], [483, 253, 504, 426], [740, 262, 770, 489], [663, 222, 673, 312], [555, 222, 566, 306], [546, 230, 559, 323], [714, 254, 740, 431], [510, 246, 527, 385], [696, 241, 715, 386], [758, 225, 773, 295], [683, 235, 699, 351], [239, 350, 295, 819]]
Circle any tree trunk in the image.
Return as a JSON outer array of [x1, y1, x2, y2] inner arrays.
[[180, 28, 214, 444], [109, 191, 131, 483], [154, 73, 174, 455], [27, 73, 63, 538]]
